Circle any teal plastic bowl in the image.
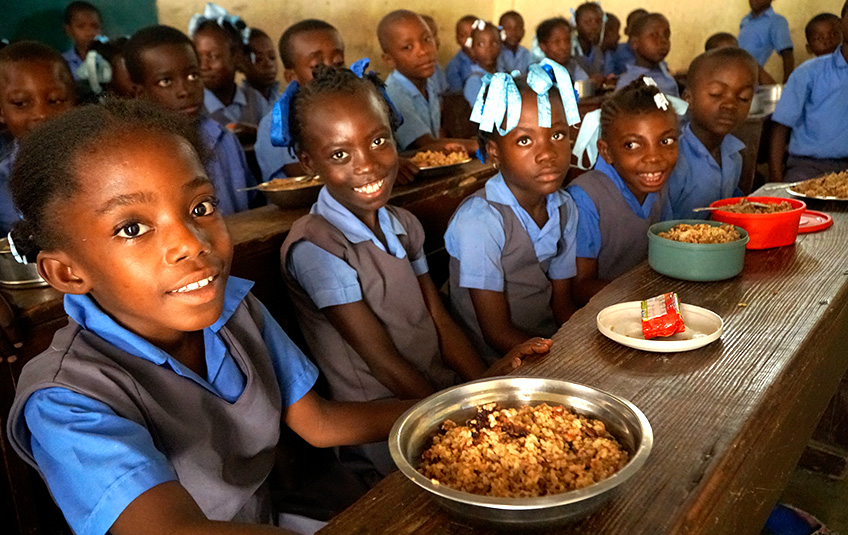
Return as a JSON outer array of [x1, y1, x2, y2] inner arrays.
[[648, 220, 749, 281]]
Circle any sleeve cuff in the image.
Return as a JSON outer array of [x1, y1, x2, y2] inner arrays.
[[458, 272, 504, 292]]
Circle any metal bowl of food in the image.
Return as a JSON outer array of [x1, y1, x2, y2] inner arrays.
[[389, 377, 652, 528], [0, 238, 47, 289], [257, 176, 323, 209]]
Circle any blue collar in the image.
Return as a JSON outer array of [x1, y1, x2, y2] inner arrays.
[[682, 123, 745, 161], [389, 69, 435, 99], [594, 156, 659, 213], [744, 6, 775, 22], [485, 172, 567, 212], [204, 86, 247, 114]]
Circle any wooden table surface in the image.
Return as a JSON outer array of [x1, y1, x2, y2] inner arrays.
[[317, 190, 848, 535]]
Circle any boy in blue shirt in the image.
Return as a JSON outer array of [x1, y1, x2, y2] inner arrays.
[[737, 0, 794, 83], [573, 2, 605, 78], [62, 1, 102, 79], [769, 2, 848, 183], [616, 13, 678, 97], [497, 11, 532, 75], [668, 47, 758, 219], [805, 13, 843, 58], [445, 15, 476, 91]]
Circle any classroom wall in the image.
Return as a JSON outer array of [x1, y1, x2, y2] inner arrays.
[[156, 0, 843, 83]]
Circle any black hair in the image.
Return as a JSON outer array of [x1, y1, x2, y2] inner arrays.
[[805, 13, 841, 40], [193, 18, 247, 56], [8, 99, 206, 259], [599, 77, 677, 141], [378, 10, 426, 52], [843, 0, 848, 19], [688, 47, 758, 88], [247, 28, 270, 44], [0, 41, 74, 90], [575, 2, 603, 22], [123, 25, 195, 84], [606, 13, 621, 27], [536, 17, 572, 44], [470, 21, 500, 43], [629, 12, 666, 38], [704, 32, 737, 51], [499, 11, 523, 25], [625, 8, 648, 34], [278, 19, 338, 68], [64, 1, 100, 25], [456, 14, 478, 32], [288, 65, 402, 153], [89, 36, 128, 63]]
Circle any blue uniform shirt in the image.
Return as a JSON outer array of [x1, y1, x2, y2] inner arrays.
[[241, 79, 281, 109], [497, 45, 532, 75], [463, 64, 489, 106], [203, 86, 270, 127], [430, 65, 449, 95], [616, 62, 679, 97], [737, 6, 794, 66], [444, 172, 578, 291], [288, 187, 429, 308], [668, 124, 745, 220], [254, 111, 299, 181], [199, 116, 256, 215], [567, 157, 673, 258], [772, 48, 848, 160], [0, 142, 20, 234], [62, 48, 84, 80], [609, 42, 636, 76], [384, 70, 441, 150], [445, 50, 473, 92], [23, 277, 319, 535]]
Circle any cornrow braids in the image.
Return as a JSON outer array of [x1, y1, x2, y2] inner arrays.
[[288, 64, 401, 153], [8, 99, 206, 260], [599, 77, 677, 141]]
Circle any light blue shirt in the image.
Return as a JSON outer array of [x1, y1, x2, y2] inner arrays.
[[609, 42, 636, 76], [203, 86, 270, 127], [0, 142, 20, 234], [199, 116, 256, 214], [288, 187, 429, 308], [568, 157, 673, 258], [668, 124, 745, 220], [444, 172, 578, 291], [384, 70, 441, 150], [23, 277, 319, 535], [772, 48, 848, 160], [62, 47, 84, 80], [241, 79, 281, 109], [737, 6, 794, 66], [497, 45, 532, 74], [430, 65, 449, 95], [445, 50, 473, 92], [616, 62, 679, 97], [254, 110, 299, 181], [463, 64, 489, 106]]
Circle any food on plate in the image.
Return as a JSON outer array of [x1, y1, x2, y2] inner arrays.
[[717, 198, 794, 214], [418, 402, 629, 498], [641, 292, 685, 339], [791, 170, 848, 199], [410, 150, 469, 168], [659, 223, 741, 244], [257, 176, 320, 191]]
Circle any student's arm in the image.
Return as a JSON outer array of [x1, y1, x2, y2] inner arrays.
[[468, 288, 539, 355], [322, 300, 436, 399], [111, 482, 293, 535], [779, 49, 794, 83], [768, 123, 791, 182], [551, 278, 577, 324], [573, 257, 609, 307], [758, 66, 776, 86]]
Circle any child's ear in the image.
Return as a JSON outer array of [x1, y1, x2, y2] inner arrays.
[[382, 52, 396, 70], [682, 87, 692, 104], [805, 43, 812, 55], [37, 251, 92, 295], [283, 69, 297, 84], [597, 138, 613, 166], [297, 150, 316, 176], [485, 139, 499, 166]]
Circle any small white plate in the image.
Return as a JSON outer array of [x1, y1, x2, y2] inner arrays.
[[596, 301, 723, 353]]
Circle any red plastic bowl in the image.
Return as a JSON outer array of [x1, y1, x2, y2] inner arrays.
[[708, 196, 806, 249]]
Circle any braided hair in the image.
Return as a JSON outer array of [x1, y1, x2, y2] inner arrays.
[[599, 77, 678, 142], [8, 99, 206, 260]]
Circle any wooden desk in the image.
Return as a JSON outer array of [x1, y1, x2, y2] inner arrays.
[[317, 192, 848, 535]]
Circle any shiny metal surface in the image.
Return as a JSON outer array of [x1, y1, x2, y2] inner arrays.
[[574, 80, 596, 99], [0, 238, 47, 288], [389, 377, 652, 528], [749, 84, 783, 116]]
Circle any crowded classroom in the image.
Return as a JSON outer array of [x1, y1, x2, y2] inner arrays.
[[1, 1, 847, 534]]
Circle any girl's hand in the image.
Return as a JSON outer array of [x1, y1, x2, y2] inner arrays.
[[396, 157, 419, 185], [484, 337, 553, 377]]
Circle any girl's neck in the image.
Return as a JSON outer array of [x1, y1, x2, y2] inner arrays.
[[635, 56, 660, 69], [622, 180, 648, 205], [409, 76, 428, 98], [504, 179, 549, 227], [74, 44, 90, 59], [480, 60, 497, 73], [212, 80, 237, 106], [577, 35, 594, 53], [689, 122, 724, 164], [504, 42, 519, 53]]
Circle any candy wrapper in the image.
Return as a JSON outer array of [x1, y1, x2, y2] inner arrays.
[[641, 293, 686, 339]]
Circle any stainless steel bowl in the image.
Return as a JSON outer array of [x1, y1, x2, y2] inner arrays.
[[0, 238, 47, 288], [574, 79, 596, 99], [258, 176, 322, 209], [389, 377, 653, 528]]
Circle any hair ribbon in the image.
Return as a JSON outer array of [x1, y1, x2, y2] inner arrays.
[[188, 2, 250, 44], [469, 72, 521, 135], [75, 50, 112, 95]]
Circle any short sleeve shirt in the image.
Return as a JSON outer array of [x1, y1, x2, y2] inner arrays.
[[616, 63, 679, 97], [203, 86, 270, 127], [737, 7, 794, 66], [199, 116, 256, 214], [497, 45, 532, 75], [254, 110, 299, 181], [445, 50, 473, 92], [384, 70, 441, 150]]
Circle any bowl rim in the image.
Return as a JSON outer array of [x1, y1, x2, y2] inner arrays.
[[648, 219, 750, 249], [389, 376, 653, 511], [707, 196, 807, 218]]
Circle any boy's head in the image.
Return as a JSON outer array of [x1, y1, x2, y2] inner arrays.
[[574, 3, 604, 46], [455, 15, 477, 51], [378, 10, 437, 82], [630, 13, 670, 66], [244, 28, 278, 90], [624, 8, 648, 36], [64, 1, 102, 53], [748, 0, 772, 16], [805, 13, 842, 57], [0, 41, 75, 139], [537, 18, 573, 66], [499, 11, 525, 49], [705, 32, 738, 51], [602, 13, 621, 52], [279, 20, 344, 84], [685, 47, 758, 139], [193, 21, 243, 92], [124, 26, 205, 118], [420, 14, 441, 49]]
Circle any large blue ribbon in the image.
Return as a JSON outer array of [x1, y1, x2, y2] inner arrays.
[[469, 72, 522, 134], [188, 2, 249, 43], [535, 59, 582, 126]]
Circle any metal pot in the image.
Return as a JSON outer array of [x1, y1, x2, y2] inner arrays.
[[0, 238, 47, 288]]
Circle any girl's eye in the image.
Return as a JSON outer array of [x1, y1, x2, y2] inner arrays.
[[48, 97, 67, 105], [116, 222, 151, 239], [661, 137, 677, 146], [331, 150, 348, 160], [157, 78, 172, 88], [624, 141, 639, 150], [516, 136, 532, 146], [192, 199, 218, 217], [552, 131, 566, 141], [372, 136, 388, 148], [188, 73, 200, 82]]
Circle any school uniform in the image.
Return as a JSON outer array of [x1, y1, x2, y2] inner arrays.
[[240, 79, 281, 109], [668, 124, 745, 219], [62, 48, 84, 80], [616, 62, 679, 97], [463, 64, 489, 106], [574, 42, 604, 77], [497, 45, 532, 74], [737, 6, 793, 66], [254, 111, 299, 181], [565, 58, 589, 83], [384, 70, 441, 150], [203, 85, 270, 128], [0, 142, 19, 234], [6, 277, 319, 535], [430, 64, 449, 95], [199, 116, 256, 214], [608, 42, 636, 76], [567, 156, 672, 280], [445, 49, 473, 92], [771, 47, 848, 182], [445, 173, 578, 363]]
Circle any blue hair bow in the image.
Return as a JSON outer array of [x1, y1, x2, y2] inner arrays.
[[188, 2, 250, 44], [75, 50, 112, 95], [528, 59, 581, 127], [469, 72, 522, 135]]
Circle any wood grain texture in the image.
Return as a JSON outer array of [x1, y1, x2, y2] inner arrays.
[[318, 193, 848, 534]]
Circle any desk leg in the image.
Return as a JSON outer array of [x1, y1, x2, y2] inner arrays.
[[801, 373, 848, 478]]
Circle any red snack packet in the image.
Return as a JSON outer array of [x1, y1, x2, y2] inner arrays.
[[641, 293, 686, 339]]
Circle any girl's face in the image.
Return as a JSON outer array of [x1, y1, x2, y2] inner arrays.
[[487, 89, 571, 199], [45, 130, 233, 349], [576, 8, 603, 44], [598, 110, 679, 203], [633, 18, 671, 65], [471, 27, 502, 69], [539, 25, 573, 66], [298, 90, 398, 222], [245, 34, 278, 88], [195, 30, 237, 91]]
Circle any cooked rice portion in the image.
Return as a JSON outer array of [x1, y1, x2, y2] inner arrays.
[[719, 198, 794, 214], [659, 223, 741, 244], [792, 170, 848, 199], [418, 403, 629, 498], [258, 176, 320, 191], [410, 150, 468, 167]]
